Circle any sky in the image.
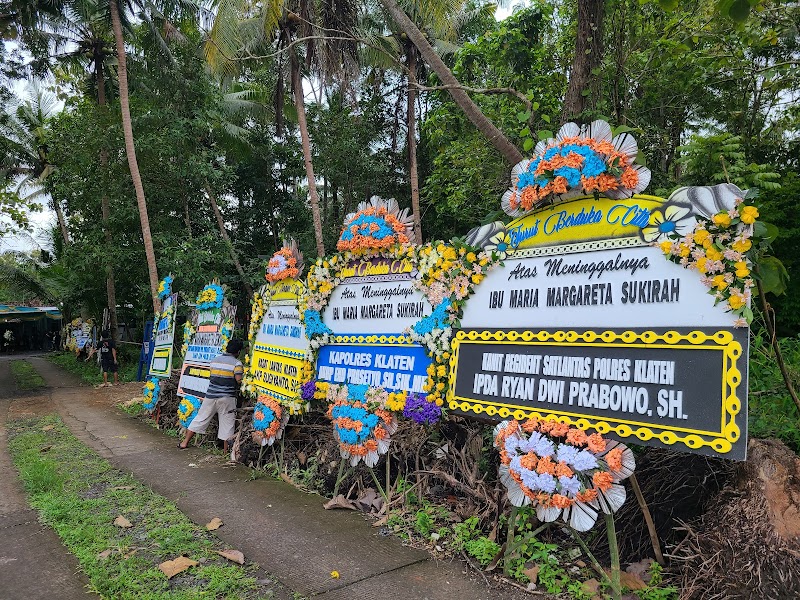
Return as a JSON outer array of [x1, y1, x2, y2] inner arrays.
[[2, 3, 524, 254]]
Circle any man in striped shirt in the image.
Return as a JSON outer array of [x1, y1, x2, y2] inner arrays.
[[179, 339, 244, 452]]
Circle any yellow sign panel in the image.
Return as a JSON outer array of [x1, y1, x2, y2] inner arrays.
[[270, 278, 303, 302], [249, 344, 304, 398], [506, 194, 665, 250]]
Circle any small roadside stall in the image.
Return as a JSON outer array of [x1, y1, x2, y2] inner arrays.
[[0, 305, 63, 352]]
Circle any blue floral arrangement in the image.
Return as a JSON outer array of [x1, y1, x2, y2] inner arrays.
[[339, 215, 397, 244], [142, 376, 160, 412], [303, 310, 333, 337], [518, 144, 608, 191], [196, 283, 224, 310], [157, 275, 173, 301], [331, 385, 379, 445], [177, 394, 202, 428], [412, 299, 451, 336]]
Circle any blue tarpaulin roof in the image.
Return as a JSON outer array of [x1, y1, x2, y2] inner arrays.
[[0, 305, 62, 321]]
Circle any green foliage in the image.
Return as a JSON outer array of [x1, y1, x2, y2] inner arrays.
[[421, 4, 564, 239], [636, 562, 679, 600], [679, 133, 781, 191], [747, 331, 800, 452], [464, 536, 501, 567], [9, 359, 46, 390], [6, 415, 264, 599]]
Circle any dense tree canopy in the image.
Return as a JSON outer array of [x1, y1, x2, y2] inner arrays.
[[1, 0, 798, 332]]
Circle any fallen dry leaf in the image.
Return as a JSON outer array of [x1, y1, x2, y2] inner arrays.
[[42, 425, 55, 431], [524, 565, 540, 584], [39, 445, 52, 453], [205, 517, 223, 531], [323, 495, 357, 510], [626, 558, 654, 584], [123, 549, 139, 559], [159, 556, 198, 579], [97, 549, 112, 560], [582, 578, 600, 596], [372, 515, 388, 527], [113, 515, 133, 528], [215, 549, 245, 565], [296, 451, 307, 465], [603, 568, 647, 591], [110, 486, 134, 492]]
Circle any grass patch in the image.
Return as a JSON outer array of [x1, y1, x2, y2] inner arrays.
[[7, 414, 277, 599], [10, 359, 47, 390], [46, 349, 139, 385]]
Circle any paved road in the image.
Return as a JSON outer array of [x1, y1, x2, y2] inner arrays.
[[0, 356, 96, 600], [20, 356, 528, 600]]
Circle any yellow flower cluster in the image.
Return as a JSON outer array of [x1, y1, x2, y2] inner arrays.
[[314, 380, 330, 400], [197, 287, 218, 304], [658, 199, 760, 326], [385, 391, 407, 411]]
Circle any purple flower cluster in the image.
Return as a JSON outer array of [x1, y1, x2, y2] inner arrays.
[[402, 393, 441, 425], [300, 379, 317, 402]]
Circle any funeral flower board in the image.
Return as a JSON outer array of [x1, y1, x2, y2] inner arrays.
[[176, 281, 236, 427], [315, 254, 433, 396], [148, 276, 178, 379], [452, 121, 751, 460]]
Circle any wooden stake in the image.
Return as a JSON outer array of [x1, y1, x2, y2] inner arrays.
[[605, 512, 621, 600], [630, 474, 665, 565]]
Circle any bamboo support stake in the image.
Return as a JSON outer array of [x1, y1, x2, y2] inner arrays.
[[630, 474, 665, 565], [605, 513, 621, 600]]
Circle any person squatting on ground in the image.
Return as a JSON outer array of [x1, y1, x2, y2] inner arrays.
[[179, 338, 244, 452], [86, 330, 118, 386]]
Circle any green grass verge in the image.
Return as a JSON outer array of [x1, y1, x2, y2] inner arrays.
[[7, 415, 277, 599], [46, 349, 139, 385], [10, 359, 47, 390]]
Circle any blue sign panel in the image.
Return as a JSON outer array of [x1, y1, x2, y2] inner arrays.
[[316, 343, 431, 394]]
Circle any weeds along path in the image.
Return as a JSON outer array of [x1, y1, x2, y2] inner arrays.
[[0, 357, 98, 600], [20, 357, 529, 600]]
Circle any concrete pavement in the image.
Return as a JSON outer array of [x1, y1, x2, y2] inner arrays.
[[15, 356, 527, 600]]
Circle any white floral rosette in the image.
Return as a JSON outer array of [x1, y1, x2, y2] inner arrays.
[[494, 419, 635, 531]]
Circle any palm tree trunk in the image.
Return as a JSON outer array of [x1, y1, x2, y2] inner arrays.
[[53, 199, 70, 246], [109, 0, 160, 313], [96, 53, 119, 341], [290, 51, 325, 257], [562, 0, 605, 121], [406, 47, 422, 242], [205, 182, 254, 298], [379, 0, 522, 165]]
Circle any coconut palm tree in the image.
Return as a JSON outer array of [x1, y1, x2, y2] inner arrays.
[[205, 0, 359, 258], [44, 0, 124, 337], [376, 0, 522, 166], [0, 82, 70, 245], [362, 0, 497, 241]]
